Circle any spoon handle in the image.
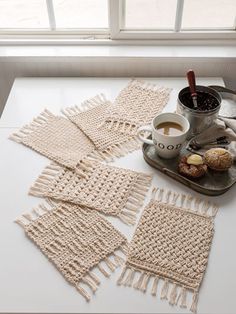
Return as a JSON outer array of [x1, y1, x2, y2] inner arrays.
[[187, 70, 197, 97]]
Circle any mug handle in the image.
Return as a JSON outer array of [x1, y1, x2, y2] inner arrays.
[[137, 125, 154, 145]]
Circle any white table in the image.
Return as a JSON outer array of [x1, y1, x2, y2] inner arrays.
[[0, 77, 235, 314]]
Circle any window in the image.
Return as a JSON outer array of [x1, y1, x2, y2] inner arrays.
[[0, 0, 235, 41]]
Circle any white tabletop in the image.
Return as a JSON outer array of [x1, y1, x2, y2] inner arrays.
[[0, 77, 235, 314]]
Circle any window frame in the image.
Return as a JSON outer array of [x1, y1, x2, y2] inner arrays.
[[109, 0, 236, 41], [0, 0, 235, 44]]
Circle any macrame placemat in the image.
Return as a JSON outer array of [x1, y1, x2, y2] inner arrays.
[[117, 187, 218, 313], [62, 94, 140, 161], [29, 160, 152, 225], [104, 80, 171, 134], [15, 201, 127, 301], [9, 110, 97, 169]]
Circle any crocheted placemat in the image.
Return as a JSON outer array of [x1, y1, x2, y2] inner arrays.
[[117, 187, 218, 312], [104, 80, 171, 134], [15, 201, 127, 301], [9, 110, 96, 169], [29, 160, 152, 225], [62, 94, 140, 161]]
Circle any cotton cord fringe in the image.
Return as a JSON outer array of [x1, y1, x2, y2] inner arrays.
[[104, 79, 171, 134], [62, 94, 141, 161], [9, 110, 96, 170], [29, 160, 152, 225], [15, 201, 128, 301], [117, 187, 218, 313]]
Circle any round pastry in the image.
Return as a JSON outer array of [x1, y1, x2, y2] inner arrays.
[[178, 154, 207, 178], [204, 148, 232, 171]]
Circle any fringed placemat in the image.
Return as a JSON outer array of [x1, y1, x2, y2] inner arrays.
[[9, 110, 97, 169], [15, 201, 127, 301], [62, 94, 140, 161], [29, 160, 152, 225], [104, 80, 171, 135], [117, 187, 218, 312]]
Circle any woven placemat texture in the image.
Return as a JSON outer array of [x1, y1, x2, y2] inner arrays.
[[62, 94, 141, 161], [104, 80, 171, 134], [117, 187, 218, 313], [15, 201, 127, 301], [29, 160, 152, 225], [9, 110, 96, 169]]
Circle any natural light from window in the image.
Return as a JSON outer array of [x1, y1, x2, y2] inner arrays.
[[0, 0, 235, 38]]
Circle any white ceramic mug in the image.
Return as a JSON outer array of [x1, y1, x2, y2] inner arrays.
[[137, 112, 190, 159]]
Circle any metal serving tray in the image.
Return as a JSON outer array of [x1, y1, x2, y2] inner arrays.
[[142, 141, 236, 196]]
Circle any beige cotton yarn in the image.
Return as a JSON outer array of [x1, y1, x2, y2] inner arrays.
[[29, 160, 152, 225], [9, 109, 96, 169], [117, 187, 218, 313], [62, 94, 141, 160], [15, 201, 127, 301], [104, 79, 171, 135]]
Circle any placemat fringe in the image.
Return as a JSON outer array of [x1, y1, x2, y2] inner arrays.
[[9, 110, 55, 143], [63, 97, 141, 162], [62, 94, 107, 117], [116, 266, 198, 312], [151, 276, 159, 296], [105, 79, 171, 134], [151, 187, 218, 218], [15, 202, 127, 302], [118, 174, 152, 225]]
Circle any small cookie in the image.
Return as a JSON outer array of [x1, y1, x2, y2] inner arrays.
[[178, 154, 207, 178], [204, 148, 232, 171]]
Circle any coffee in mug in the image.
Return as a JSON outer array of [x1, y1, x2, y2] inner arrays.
[[155, 122, 184, 136], [137, 112, 190, 159]]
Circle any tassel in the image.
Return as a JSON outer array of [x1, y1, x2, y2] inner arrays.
[[125, 203, 139, 212], [165, 190, 172, 203], [76, 284, 91, 302], [105, 257, 117, 272], [117, 267, 127, 285], [151, 187, 158, 200], [87, 272, 100, 286], [82, 277, 97, 293], [158, 188, 164, 202], [22, 213, 34, 222], [123, 268, 136, 287], [172, 192, 179, 205], [194, 197, 201, 211], [179, 287, 187, 308], [180, 194, 186, 207], [169, 283, 178, 305], [32, 207, 43, 217], [119, 213, 136, 225], [113, 253, 125, 266], [160, 279, 169, 299], [190, 291, 198, 313], [151, 276, 159, 296], [133, 272, 145, 290], [201, 200, 211, 214], [212, 204, 219, 217], [186, 195, 193, 209], [98, 264, 110, 278], [14, 218, 26, 228], [140, 273, 150, 292]]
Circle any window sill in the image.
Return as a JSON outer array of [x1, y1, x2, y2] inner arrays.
[[0, 44, 236, 60]]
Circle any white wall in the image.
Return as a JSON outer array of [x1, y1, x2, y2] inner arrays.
[[1, 55, 236, 116]]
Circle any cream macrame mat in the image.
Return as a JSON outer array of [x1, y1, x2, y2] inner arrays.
[[62, 94, 141, 161], [15, 201, 127, 301], [9, 110, 96, 169], [104, 79, 171, 134], [29, 160, 152, 225], [117, 187, 218, 313]]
